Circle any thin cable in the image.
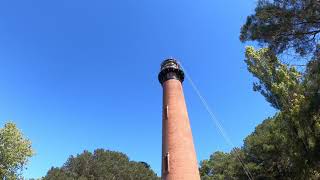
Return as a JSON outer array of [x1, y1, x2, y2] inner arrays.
[[179, 62, 254, 180]]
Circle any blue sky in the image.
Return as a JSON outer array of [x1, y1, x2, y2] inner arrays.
[[0, 0, 275, 178]]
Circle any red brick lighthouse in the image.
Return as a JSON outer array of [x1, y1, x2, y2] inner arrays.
[[158, 59, 200, 180]]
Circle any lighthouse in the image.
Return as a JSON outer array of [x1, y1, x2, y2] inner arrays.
[[158, 59, 200, 180]]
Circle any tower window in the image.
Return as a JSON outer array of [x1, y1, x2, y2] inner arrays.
[[163, 152, 170, 173], [166, 106, 169, 119]]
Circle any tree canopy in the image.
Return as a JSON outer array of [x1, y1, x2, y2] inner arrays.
[[240, 0, 320, 57], [43, 149, 159, 180], [199, 0, 320, 179], [200, 46, 320, 179], [0, 122, 34, 179]]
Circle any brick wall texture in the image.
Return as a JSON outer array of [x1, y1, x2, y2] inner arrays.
[[161, 79, 200, 180]]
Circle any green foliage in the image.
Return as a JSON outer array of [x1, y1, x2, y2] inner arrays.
[[246, 47, 320, 177], [43, 149, 159, 180], [200, 46, 320, 179], [0, 122, 34, 179], [240, 0, 320, 56], [245, 46, 303, 110], [243, 116, 294, 179], [201, 1, 320, 179], [200, 150, 248, 180]]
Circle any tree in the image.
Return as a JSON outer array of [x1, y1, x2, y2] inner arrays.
[[200, 117, 291, 179], [43, 149, 159, 180], [0, 122, 34, 179], [240, 0, 320, 57], [245, 46, 320, 178], [200, 47, 320, 179], [200, 150, 249, 180], [240, 0, 320, 177], [242, 117, 294, 179], [200, 1, 320, 179]]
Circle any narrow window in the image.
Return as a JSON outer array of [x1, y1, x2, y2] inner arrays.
[[164, 152, 170, 173], [166, 106, 169, 119]]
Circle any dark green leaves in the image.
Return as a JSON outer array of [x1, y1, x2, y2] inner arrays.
[[43, 149, 159, 180], [240, 0, 320, 56]]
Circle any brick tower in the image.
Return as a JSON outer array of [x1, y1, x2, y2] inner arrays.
[[158, 59, 200, 180]]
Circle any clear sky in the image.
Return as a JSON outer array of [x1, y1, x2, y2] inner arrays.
[[0, 0, 275, 178]]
